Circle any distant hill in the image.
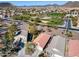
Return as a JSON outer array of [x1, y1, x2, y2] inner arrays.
[[0, 2, 15, 7], [18, 3, 61, 7], [19, 1, 79, 8], [44, 4, 61, 7], [63, 1, 79, 7], [0, 1, 79, 8], [30, 1, 79, 7]]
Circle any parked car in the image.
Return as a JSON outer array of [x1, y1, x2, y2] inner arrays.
[[15, 31, 21, 36]]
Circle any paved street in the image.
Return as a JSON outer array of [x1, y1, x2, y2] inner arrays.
[[19, 21, 28, 36], [16, 21, 29, 57]]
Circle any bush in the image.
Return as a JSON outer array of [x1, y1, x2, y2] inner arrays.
[[25, 42, 36, 55], [65, 31, 73, 37], [12, 15, 31, 21], [71, 16, 78, 26]]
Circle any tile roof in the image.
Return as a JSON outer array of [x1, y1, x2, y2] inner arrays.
[[33, 33, 51, 49], [68, 40, 79, 57]]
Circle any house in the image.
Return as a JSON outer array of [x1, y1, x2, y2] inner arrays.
[[67, 9, 79, 17], [17, 33, 51, 57], [45, 35, 66, 57], [33, 33, 51, 49], [68, 40, 79, 57], [13, 34, 27, 44], [32, 33, 51, 57]]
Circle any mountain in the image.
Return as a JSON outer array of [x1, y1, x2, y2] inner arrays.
[[63, 1, 79, 7], [44, 3, 61, 7], [30, 1, 79, 7], [0, 2, 15, 7], [1, 1, 79, 8], [19, 3, 60, 7]]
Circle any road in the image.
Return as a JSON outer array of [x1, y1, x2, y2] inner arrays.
[[16, 21, 29, 57], [58, 18, 79, 32], [19, 21, 28, 36]]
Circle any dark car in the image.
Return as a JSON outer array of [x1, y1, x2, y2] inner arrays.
[[15, 31, 21, 36]]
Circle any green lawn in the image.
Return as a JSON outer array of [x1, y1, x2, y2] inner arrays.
[[47, 13, 65, 26], [48, 19, 64, 26]]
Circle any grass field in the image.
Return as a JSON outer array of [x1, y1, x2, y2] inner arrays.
[[47, 13, 65, 26]]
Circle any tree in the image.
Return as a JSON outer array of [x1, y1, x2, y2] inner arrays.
[[4, 32, 11, 49], [28, 23, 38, 39], [30, 17, 41, 25], [22, 11, 30, 15], [71, 16, 78, 26], [28, 23, 37, 35], [25, 42, 36, 55], [7, 24, 18, 41], [12, 14, 31, 21], [12, 15, 22, 20], [0, 18, 3, 27], [65, 31, 73, 37], [39, 51, 48, 57], [22, 15, 31, 21], [34, 17, 41, 23], [4, 32, 10, 42]]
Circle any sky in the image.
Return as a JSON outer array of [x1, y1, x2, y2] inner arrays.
[[0, 1, 68, 6]]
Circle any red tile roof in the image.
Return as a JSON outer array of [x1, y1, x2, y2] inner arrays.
[[68, 40, 79, 57], [33, 33, 51, 49]]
